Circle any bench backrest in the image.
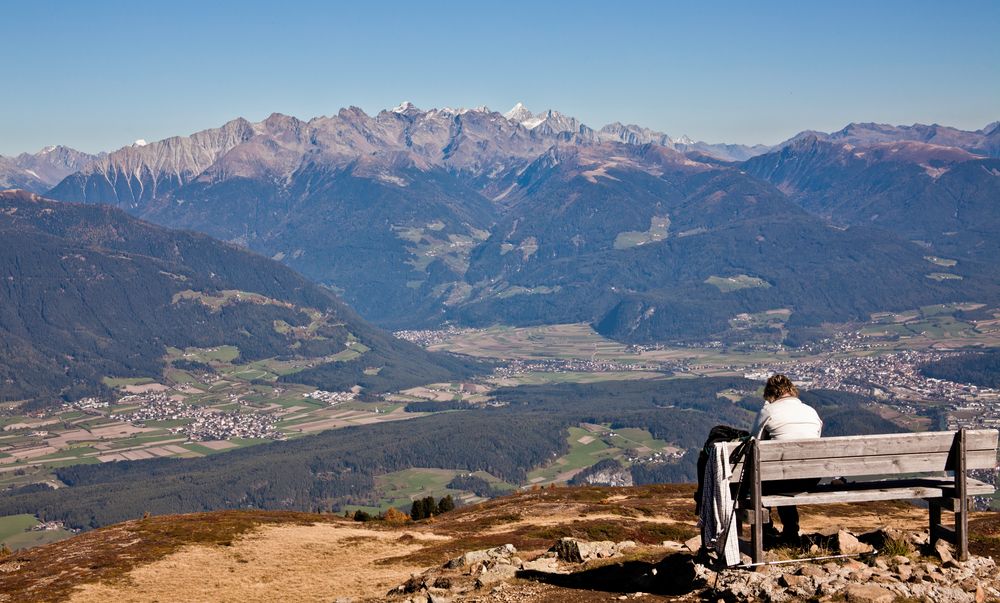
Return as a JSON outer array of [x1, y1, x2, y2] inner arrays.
[[747, 429, 998, 482]]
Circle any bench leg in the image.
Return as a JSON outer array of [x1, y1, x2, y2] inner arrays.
[[956, 501, 969, 562], [750, 442, 763, 564], [929, 500, 942, 543], [956, 428, 969, 562]]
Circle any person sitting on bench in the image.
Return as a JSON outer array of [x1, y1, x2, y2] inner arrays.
[[751, 374, 823, 544]]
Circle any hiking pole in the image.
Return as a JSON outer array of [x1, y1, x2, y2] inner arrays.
[[733, 549, 880, 569]]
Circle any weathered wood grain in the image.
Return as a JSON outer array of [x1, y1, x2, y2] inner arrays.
[[758, 449, 996, 480], [759, 477, 994, 506], [756, 430, 998, 462]]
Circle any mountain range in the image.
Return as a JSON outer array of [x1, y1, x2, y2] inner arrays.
[[26, 104, 1000, 344]]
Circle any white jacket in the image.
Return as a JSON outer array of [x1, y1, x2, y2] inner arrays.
[[751, 396, 822, 441]]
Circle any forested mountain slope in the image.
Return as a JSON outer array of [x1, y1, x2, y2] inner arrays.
[[0, 190, 479, 406], [743, 137, 1000, 261]]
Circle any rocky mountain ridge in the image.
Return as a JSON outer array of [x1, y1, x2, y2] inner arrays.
[[46, 101, 768, 212], [781, 120, 1000, 157], [38, 106, 1000, 343], [0, 145, 101, 193]]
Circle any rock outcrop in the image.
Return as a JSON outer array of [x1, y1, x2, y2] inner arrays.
[[388, 538, 640, 601], [551, 537, 636, 562], [697, 528, 1000, 603]]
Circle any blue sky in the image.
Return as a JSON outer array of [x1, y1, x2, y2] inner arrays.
[[2, 0, 998, 155]]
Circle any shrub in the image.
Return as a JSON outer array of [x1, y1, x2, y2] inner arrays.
[[381, 507, 410, 525]]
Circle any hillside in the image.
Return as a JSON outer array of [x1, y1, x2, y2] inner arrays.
[[743, 137, 1000, 262], [460, 148, 1000, 343], [3, 485, 1000, 602], [0, 190, 480, 406]]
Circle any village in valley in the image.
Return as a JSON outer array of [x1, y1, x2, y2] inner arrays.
[[1, 301, 999, 536], [398, 301, 1000, 435]]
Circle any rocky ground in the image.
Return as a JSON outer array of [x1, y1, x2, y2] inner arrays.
[[3, 485, 1000, 602]]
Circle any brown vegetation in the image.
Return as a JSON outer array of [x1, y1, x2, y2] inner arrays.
[[1, 485, 996, 602]]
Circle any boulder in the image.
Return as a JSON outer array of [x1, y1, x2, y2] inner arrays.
[[859, 526, 905, 549], [779, 573, 807, 588], [896, 564, 913, 582], [475, 563, 518, 587], [798, 565, 826, 578], [909, 531, 930, 547], [843, 583, 894, 603], [446, 544, 517, 569], [835, 530, 874, 555], [933, 539, 955, 564], [551, 538, 635, 563], [520, 557, 561, 573], [683, 535, 702, 553]]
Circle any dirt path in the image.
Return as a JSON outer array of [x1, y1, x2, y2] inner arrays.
[[68, 524, 446, 603]]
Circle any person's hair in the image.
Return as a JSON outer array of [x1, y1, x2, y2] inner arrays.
[[763, 374, 799, 402]]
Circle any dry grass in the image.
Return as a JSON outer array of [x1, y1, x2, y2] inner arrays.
[[0, 510, 336, 602], [68, 523, 444, 603], [5, 484, 1000, 602]]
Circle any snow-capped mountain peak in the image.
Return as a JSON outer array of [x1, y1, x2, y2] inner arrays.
[[504, 102, 535, 124], [675, 135, 695, 145], [132, 139, 148, 147], [391, 101, 421, 115]]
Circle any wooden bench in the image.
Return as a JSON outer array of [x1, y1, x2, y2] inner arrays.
[[733, 428, 999, 564]]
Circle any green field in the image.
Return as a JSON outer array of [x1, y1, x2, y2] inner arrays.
[[526, 427, 618, 484], [375, 468, 464, 509], [101, 376, 156, 388], [705, 274, 771, 293], [524, 424, 679, 486], [0, 514, 40, 539], [499, 371, 667, 386], [609, 427, 679, 453], [924, 256, 958, 268], [614, 215, 670, 250], [366, 468, 514, 511], [0, 514, 74, 551], [427, 323, 654, 361], [926, 272, 963, 281], [862, 311, 981, 340]]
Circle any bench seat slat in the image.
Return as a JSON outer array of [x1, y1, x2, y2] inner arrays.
[[756, 430, 999, 463], [755, 477, 995, 507], [759, 449, 997, 481]]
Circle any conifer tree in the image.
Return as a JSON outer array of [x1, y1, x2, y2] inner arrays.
[[410, 499, 424, 520], [437, 494, 455, 514]]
